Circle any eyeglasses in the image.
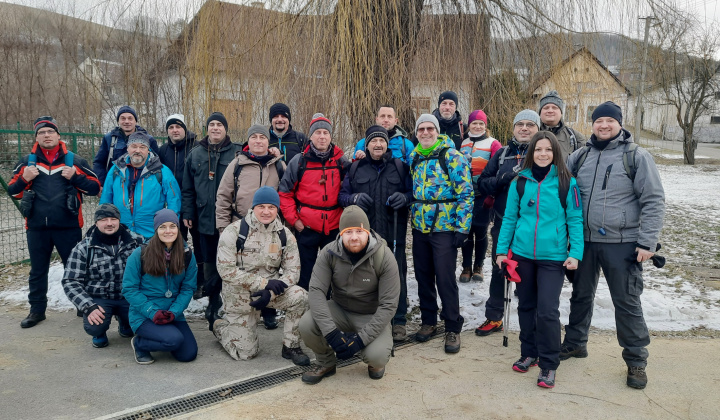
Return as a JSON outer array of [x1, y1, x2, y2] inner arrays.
[[417, 127, 437, 133], [36, 129, 56, 136], [514, 122, 537, 129]]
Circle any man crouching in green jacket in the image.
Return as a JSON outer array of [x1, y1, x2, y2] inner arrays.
[[299, 205, 400, 384]]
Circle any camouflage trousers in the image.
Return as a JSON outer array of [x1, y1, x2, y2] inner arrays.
[[214, 284, 308, 361]]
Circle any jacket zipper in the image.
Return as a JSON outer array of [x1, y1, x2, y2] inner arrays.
[[585, 151, 603, 241], [533, 179, 542, 259]]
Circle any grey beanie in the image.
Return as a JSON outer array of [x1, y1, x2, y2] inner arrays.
[[247, 124, 270, 140], [414, 113, 440, 134], [308, 113, 333, 137], [127, 132, 152, 148], [153, 209, 179, 231], [539, 90, 564, 113], [513, 109, 541, 126]]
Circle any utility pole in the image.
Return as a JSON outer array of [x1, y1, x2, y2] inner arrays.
[[635, 16, 654, 143]]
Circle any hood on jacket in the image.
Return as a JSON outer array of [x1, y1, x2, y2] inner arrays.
[[328, 229, 383, 264], [110, 125, 148, 138], [301, 143, 344, 162], [389, 125, 410, 139], [112, 151, 163, 177], [245, 210, 285, 233], [199, 135, 233, 150], [86, 223, 138, 246], [588, 127, 633, 149]]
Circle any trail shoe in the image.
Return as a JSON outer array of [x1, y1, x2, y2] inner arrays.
[[368, 366, 385, 380], [193, 286, 204, 300], [627, 366, 648, 389], [537, 369, 556, 388], [131, 336, 155, 365], [392, 324, 407, 342], [559, 344, 588, 361], [92, 333, 109, 348], [444, 332, 461, 353], [20, 312, 46, 328], [459, 267, 472, 283], [118, 323, 134, 338], [472, 266, 484, 282], [282, 345, 310, 366], [415, 324, 437, 342], [475, 319, 503, 336], [263, 314, 279, 330], [512, 356, 539, 373], [301, 365, 336, 385]]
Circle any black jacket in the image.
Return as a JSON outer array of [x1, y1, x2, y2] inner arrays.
[[432, 109, 466, 150], [269, 125, 308, 164], [477, 138, 529, 222], [158, 131, 198, 189]]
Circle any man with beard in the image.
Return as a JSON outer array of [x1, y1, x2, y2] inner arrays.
[[267, 103, 308, 164], [353, 105, 414, 164], [432, 91, 466, 150]]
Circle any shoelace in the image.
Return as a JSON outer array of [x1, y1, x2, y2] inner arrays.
[[540, 369, 552, 378], [446, 332, 457, 341], [629, 366, 646, 374]]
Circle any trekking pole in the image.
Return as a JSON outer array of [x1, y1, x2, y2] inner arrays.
[[391, 208, 398, 357], [503, 278, 511, 347]]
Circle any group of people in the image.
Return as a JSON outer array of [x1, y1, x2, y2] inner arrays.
[[8, 89, 665, 390]]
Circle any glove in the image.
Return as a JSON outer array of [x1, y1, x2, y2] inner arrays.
[[324, 329, 350, 353], [386, 192, 407, 210], [353, 193, 373, 212], [497, 171, 517, 188], [152, 310, 175, 325], [265, 279, 288, 296], [452, 232, 469, 248], [249, 289, 271, 310], [336, 333, 365, 360]]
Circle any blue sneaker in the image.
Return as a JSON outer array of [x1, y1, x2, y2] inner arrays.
[[92, 333, 109, 348], [131, 336, 154, 365], [118, 323, 134, 338]]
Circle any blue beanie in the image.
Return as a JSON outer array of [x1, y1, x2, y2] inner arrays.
[[591, 101, 623, 125], [153, 209, 179, 231], [252, 186, 280, 209], [116, 105, 138, 122]]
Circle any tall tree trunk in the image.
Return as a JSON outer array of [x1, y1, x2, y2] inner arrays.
[[683, 129, 696, 165]]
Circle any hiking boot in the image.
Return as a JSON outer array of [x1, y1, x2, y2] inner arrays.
[[537, 369, 556, 388], [282, 345, 310, 366], [263, 314, 279, 330], [92, 333, 109, 348], [20, 312, 46, 328], [512, 356, 539, 373], [415, 324, 437, 342], [627, 366, 648, 389], [472, 266, 484, 282], [392, 324, 407, 342], [368, 366, 385, 380], [559, 343, 588, 361], [444, 332, 461, 353], [118, 323, 134, 338], [474, 319, 503, 336], [193, 285, 204, 300], [301, 365, 336, 385], [131, 336, 154, 365], [458, 267, 472, 283]]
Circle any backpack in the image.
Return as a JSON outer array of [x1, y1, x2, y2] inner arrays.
[[232, 160, 285, 204], [516, 177, 570, 210], [106, 135, 118, 170], [571, 142, 638, 181], [410, 147, 450, 176], [139, 243, 192, 276], [296, 154, 345, 184], [29, 150, 74, 168], [113, 164, 162, 184], [235, 218, 287, 259], [565, 126, 578, 152]]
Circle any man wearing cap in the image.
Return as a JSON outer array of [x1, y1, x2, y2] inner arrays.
[[93, 105, 160, 184], [268, 103, 308, 164], [299, 206, 400, 384], [182, 112, 243, 328], [561, 102, 665, 390], [474, 109, 539, 337], [215, 187, 310, 365], [431, 91, 466, 150], [339, 125, 413, 341], [279, 113, 350, 290], [538, 90, 586, 158], [62, 204, 145, 347], [353, 105, 414, 164], [100, 132, 181, 239], [409, 114, 473, 353], [8, 116, 101, 328]]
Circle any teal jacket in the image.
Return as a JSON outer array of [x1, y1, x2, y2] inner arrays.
[[121, 245, 197, 332], [496, 166, 584, 261]]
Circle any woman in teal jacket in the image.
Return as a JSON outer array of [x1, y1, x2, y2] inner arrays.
[[122, 209, 197, 364], [496, 131, 583, 389]]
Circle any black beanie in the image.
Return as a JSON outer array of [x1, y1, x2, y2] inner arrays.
[[34, 116, 59, 136], [438, 90, 458, 107], [591, 101, 623, 125], [364, 125, 389, 146], [269, 103, 291, 122], [206, 112, 228, 131]]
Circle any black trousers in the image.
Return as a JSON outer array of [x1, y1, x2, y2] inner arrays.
[[296, 228, 338, 291], [26, 228, 82, 313], [484, 219, 506, 321], [461, 223, 490, 269]]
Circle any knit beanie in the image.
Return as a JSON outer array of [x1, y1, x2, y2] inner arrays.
[[438, 90, 458, 107], [591, 101, 623, 125], [127, 132, 152, 148], [247, 124, 270, 140], [539, 90, 564, 113], [415, 113, 440, 134], [206, 112, 228, 131], [339, 205, 371, 236], [94, 203, 121, 221], [34, 116, 59, 136], [116, 105, 138, 122], [365, 125, 389, 144], [468, 110, 488, 125], [308, 113, 332, 137], [513, 109, 541, 126], [251, 186, 280, 209], [165, 113, 187, 132], [269, 103, 291, 122], [153, 209, 179, 231]]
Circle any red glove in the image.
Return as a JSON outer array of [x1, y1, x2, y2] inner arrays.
[[153, 310, 175, 325]]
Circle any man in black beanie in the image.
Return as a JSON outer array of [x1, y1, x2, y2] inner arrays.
[[431, 90, 466, 150], [267, 102, 308, 164]]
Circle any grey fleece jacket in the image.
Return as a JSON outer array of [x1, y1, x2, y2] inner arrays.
[[307, 231, 400, 345], [567, 128, 665, 251]]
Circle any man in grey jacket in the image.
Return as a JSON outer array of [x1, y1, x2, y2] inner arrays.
[[561, 102, 665, 390], [538, 90, 586, 158], [299, 206, 400, 384]]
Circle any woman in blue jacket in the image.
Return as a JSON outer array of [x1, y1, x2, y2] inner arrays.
[[496, 131, 584, 388], [122, 209, 198, 364]]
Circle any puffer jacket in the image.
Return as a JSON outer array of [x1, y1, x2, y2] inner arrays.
[[432, 108, 466, 150], [62, 225, 145, 313], [269, 125, 307, 164], [567, 128, 665, 250], [92, 126, 160, 184], [308, 231, 399, 345], [157, 131, 198, 189], [540, 121, 586, 159], [409, 135, 474, 234], [353, 125, 414, 164], [496, 166, 584, 261], [477, 138, 529, 222]]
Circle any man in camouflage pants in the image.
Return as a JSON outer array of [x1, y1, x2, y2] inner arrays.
[[215, 187, 310, 365]]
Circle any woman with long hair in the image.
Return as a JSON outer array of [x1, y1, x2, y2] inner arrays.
[[122, 209, 198, 364], [495, 131, 584, 388]]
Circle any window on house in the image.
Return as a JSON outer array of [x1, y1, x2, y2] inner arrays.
[[411, 97, 432, 119], [586, 106, 596, 123], [710, 116, 720, 124], [565, 105, 577, 123]]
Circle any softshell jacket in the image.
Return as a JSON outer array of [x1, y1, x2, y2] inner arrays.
[[460, 134, 503, 181], [62, 225, 145, 313], [92, 125, 160, 184], [409, 135, 474, 234], [477, 138, 529, 222], [432, 109, 466, 150], [181, 136, 243, 235], [99, 153, 181, 239], [215, 151, 286, 230], [278, 144, 350, 235], [121, 244, 197, 332], [496, 166, 584, 262], [567, 129, 665, 250], [540, 121, 586, 159], [8, 141, 101, 229], [269, 125, 307, 164], [353, 125, 414, 164], [308, 231, 399, 345], [157, 131, 198, 189]]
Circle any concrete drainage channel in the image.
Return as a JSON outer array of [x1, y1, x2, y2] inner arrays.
[[106, 327, 445, 420]]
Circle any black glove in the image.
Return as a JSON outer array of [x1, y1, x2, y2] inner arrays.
[[265, 279, 288, 296], [386, 192, 407, 210], [249, 289, 271, 310], [497, 171, 517, 188], [452, 232, 469, 248], [353, 193, 373, 212], [324, 329, 349, 353], [336, 333, 365, 360]]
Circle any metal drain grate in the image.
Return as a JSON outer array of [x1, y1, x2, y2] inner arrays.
[[112, 326, 445, 420]]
